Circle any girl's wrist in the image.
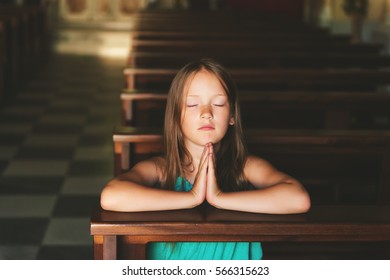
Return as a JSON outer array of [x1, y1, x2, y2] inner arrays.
[[189, 189, 205, 207], [206, 191, 223, 209]]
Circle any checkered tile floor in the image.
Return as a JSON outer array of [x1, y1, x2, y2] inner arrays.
[[0, 51, 124, 259]]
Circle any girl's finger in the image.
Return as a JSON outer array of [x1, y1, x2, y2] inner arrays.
[[208, 148, 215, 174], [199, 145, 210, 173], [198, 145, 208, 167]]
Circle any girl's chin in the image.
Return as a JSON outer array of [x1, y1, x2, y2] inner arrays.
[[200, 137, 221, 146], [200, 137, 215, 145], [193, 139, 214, 147]]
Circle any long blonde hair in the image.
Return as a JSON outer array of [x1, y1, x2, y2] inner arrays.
[[163, 58, 249, 192]]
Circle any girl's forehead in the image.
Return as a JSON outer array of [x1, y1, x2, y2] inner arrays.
[[184, 70, 226, 96]]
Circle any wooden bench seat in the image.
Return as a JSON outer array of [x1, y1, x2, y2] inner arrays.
[[123, 67, 390, 91], [91, 204, 390, 259], [112, 126, 390, 206], [119, 90, 390, 130], [128, 51, 390, 69]]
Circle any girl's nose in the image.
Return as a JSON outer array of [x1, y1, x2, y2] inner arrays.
[[201, 106, 213, 120]]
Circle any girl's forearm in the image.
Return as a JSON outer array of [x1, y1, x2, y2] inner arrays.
[[100, 180, 201, 212], [209, 183, 311, 214]]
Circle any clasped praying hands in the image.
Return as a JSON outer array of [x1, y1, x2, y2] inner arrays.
[[191, 143, 222, 206]]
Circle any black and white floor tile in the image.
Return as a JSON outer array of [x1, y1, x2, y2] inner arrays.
[[0, 47, 125, 259]]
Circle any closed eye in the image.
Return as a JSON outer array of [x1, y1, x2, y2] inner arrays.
[[187, 104, 198, 107], [213, 103, 225, 107]]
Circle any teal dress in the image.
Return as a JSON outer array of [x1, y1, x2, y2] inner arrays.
[[147, 177, 263, 260]]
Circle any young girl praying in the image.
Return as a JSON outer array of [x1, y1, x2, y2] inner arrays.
[[100, 58, 311, 260]]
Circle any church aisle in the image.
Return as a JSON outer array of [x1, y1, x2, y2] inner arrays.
[[0, 53, 124, 259]]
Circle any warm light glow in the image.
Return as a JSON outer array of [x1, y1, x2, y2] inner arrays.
[[97, 46, 128, 58], [54, 30, 131, 58]]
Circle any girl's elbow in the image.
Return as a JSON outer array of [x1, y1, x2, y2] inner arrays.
[[100, 187, 118, 211], [291, 180, 311, 213], [294, 191, 311, 213]]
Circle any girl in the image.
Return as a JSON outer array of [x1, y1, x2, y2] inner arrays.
[[100, 58, 311, 259]]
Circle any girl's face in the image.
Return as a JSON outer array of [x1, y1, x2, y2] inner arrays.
[[180, 70, 234, 150]]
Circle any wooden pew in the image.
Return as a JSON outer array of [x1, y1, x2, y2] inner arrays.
[[91, 204, 390, 259], [127, 51, 390, 69], [130, 11, 355, 47], [93, 127, 390, 260], [130, 29, 350, 41], [0, 4, 48, 97], [129, 11, 381, 54], [0, 20, 5, 101], [123, 67, 390, 91], [130, 39, 383, 54], [112, 126, 390, 205], [1, 7, 31, 81], [0, 13, 22, 95], [119, 90, 390, 130], [131, 12, 324, 33], [129, 27, 350, 44]]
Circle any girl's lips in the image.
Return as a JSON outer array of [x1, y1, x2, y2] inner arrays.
[[199, 125, 214, 130]]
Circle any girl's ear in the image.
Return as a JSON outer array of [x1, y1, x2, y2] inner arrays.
[[229, 117, 235, 125]]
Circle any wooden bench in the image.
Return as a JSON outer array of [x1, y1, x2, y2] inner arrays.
[[131, 12, 327, 33], [0, 6, 37, 76], [127, 51, 390, 69], [91, 204, 390, 259], [129, 28, 350, 44], [112, 126, 390, 206], [0, 12, 22, 95], [130, 29, 350, 41], [131, 24, 337, 38], [119, 90, 390, 130], [123, 68, 390, 91], [130, 39, 383, 54], [0, 4, 49, 97], [98, 127, 390, 259], [0, 20, 5, 101]]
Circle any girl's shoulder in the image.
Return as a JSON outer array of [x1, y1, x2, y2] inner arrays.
[[145, 155, 167, 180], [150, 156, 168, 183], [244, 155, 278, 180], [119, 156, 167, 187], [244, 154, 290, 189], [131, 156, 167, 172], [244, 154, 271, 169]]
